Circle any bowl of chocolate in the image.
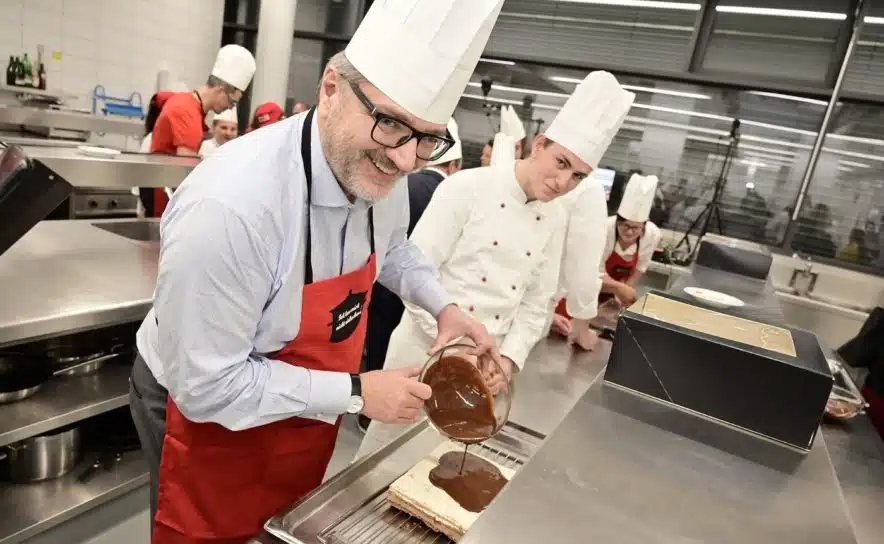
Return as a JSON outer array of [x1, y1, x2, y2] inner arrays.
[[419, 343, 513, 444]]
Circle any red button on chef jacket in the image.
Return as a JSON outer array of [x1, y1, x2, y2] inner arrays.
[[149, 93, 206, 217]]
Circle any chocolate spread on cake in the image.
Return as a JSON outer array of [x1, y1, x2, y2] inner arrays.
[[422, 355, 497, 444], [429, 450, 508, 513]]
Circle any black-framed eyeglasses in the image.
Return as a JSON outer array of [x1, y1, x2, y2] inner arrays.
[[347, 79, 454, 162]]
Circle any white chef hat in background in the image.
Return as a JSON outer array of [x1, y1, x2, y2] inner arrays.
[[490, 132, 516, 167], [427, 118, 463, 166], [544, 71, 634, 168], [213, 107, 238, 124], [345, 0, 505, 125], [618, 173, 659, 223], [500, 105, 526, 141], [211, 45, 257, 92]]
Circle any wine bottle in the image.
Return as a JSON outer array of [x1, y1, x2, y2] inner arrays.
[[21, 53, 32, 87], [37, 63, 46, 90], [13, 57, 24, 86], [5, 56, 14, 86]]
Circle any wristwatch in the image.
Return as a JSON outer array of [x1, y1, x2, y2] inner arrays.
[[346, 373, 364, 414]]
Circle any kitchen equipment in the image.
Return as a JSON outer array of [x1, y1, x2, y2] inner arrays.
[[824, 357, 868, 422], [0, 143, 73, 257], [0, 348, 124, 403], [0, 424, 81, 482], [419, 343, 513, 444], [684, 286, 745, 308], [77, 408, 142, 483], [264, 421, 540, 544]]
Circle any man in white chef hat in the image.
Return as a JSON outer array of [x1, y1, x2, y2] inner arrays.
[[551, 173, 662, 350], [356, 70, 634, 459], [361, 117, 463, 431], [198, 107, 239, 158], [128, 1, 505, 541], [489, 131, 516, 166]]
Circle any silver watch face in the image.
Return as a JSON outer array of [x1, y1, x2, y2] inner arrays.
[[348, 395, 364, 414]]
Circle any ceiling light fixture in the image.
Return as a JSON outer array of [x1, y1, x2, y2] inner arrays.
[[865, 16, 884, 25], [556, 0, 700, 10], [479, 58, 516, 66], [746, 91, 828, 106], [549, 76, 710, 99], [715, 6, 846, 20], [467, 81, 571, 99]]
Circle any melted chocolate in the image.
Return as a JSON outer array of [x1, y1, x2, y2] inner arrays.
[[423, 355, 497, 443], [429, 450, 508, 513]]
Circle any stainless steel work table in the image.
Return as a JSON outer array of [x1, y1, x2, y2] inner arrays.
[[0, 219, 158, 347], [462, 266, 884, 544]]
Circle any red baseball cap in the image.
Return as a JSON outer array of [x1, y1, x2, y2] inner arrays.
[[248, 102, 284, 132]]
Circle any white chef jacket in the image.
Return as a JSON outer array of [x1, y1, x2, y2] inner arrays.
[[599, 215, 662, 274], [198, 137, 220, 158], [135, 113, 451, 431], [403, 164, 567, 368], [550, 178, 609, 320]]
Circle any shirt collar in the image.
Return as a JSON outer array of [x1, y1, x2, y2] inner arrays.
[[309, 113, 368, 210]]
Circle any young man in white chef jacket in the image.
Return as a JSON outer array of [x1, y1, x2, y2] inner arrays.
[[356, 71, 634, 458], [552, 174, 662, 349]]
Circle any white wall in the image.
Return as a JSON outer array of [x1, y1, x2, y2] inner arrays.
[[0, 0, 223, 115]]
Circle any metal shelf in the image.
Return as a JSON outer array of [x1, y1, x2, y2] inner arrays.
[[0, 363, 131, 448], [0, 450, 147, 544]]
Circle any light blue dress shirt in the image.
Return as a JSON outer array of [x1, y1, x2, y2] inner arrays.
[[135, 113, 452, 431]]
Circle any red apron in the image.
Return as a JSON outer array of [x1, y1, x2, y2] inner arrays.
[[555, 238, 640, 318], [152, 109, 376, 543]]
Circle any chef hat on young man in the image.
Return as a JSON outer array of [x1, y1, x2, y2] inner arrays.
[[211, 45, 257, 92], [500, 105, 526, 141], [618, 173, 659, 223], [345, 0, 505, 125], [427, 118, 463, 166], [544, 71, 634, 167], [490, 132, 516, 166], [214, 107, 238, 124]]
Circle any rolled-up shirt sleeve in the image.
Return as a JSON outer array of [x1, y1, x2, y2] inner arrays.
[[155, 199, 350, 431], [378, 185, 454, 318]]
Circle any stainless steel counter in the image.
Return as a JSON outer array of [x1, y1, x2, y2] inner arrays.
[[0, 220, 158, 347]]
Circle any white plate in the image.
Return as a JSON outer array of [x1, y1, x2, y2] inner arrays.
[[683, 287, 745, 307], [77, 145, 121, 159]]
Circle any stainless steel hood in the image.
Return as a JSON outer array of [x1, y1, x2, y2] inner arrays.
[[22, 147, 197, 189]]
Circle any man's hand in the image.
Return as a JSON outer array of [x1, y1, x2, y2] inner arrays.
[[360, 366, 432, 424], [615, 283, 638, 306], [430, 304, 500, 361], [568, 319, 600, 351], [481, 355, 515, 395], [550, 314, 572, 337]]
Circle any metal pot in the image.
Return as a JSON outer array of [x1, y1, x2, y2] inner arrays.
[[0, 352, 53, 404], [1, 425, 82, 482]]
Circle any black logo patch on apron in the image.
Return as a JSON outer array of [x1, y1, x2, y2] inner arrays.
[[328, 290, 367, 343]]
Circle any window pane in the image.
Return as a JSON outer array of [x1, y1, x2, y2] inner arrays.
[[791, 102, 884, 272], [456, 61, 823, 248], [294, 0, 364, 35]]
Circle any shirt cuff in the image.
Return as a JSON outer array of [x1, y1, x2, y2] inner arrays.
[[306, 369, 352, 421], [414, 279, 454, 318]]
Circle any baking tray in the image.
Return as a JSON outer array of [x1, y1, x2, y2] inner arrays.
[[263, 421, 541, 544]]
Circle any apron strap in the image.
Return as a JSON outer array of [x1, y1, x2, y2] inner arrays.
[[300, 109, 376, 285]]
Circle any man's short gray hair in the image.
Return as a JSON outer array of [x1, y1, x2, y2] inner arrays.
[[325, 52, 365, 84]]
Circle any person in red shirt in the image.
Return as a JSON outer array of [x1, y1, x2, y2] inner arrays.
[[147, 44, 256, 216], [246, 101, 284, 133]]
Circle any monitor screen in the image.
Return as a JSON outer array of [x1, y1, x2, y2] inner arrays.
[[594, 168, 616, 200]]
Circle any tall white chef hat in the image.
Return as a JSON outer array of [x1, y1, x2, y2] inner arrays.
[[211, 45, 257, 92], [500, 105, 526, 141], [618, 173, 659, 223], [214, 107, 238, 124], [345, 0, 505, 125], [427, 118, 463, 166], [490, 132, 516, 166], [544, 71, 634, 168]]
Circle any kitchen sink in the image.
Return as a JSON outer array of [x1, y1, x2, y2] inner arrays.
[[92, 220, 161, 242]]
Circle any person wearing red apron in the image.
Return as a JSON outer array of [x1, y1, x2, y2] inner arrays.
[[553, 174, 661, 349], [152, 110, 375, 542], [148, 44, 256, 217]]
